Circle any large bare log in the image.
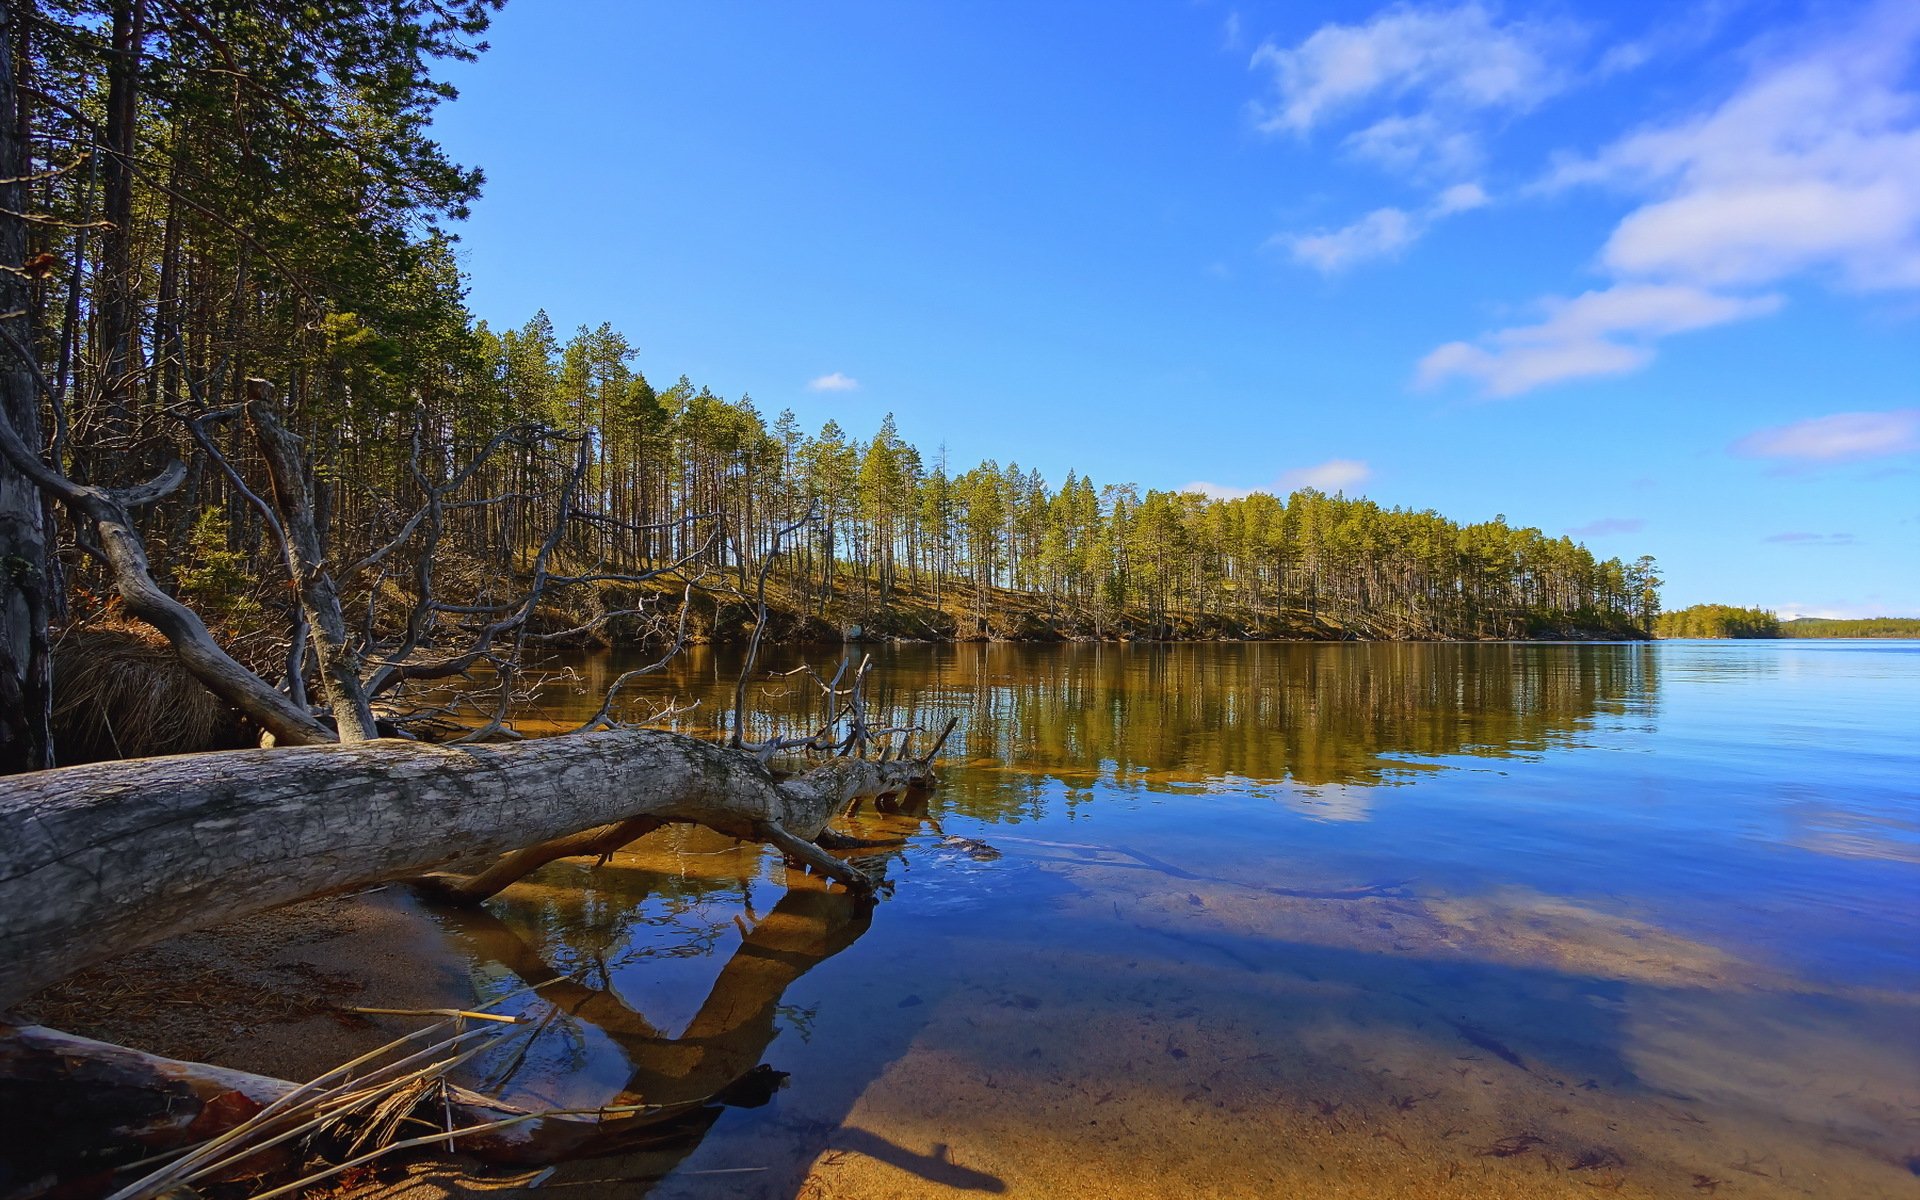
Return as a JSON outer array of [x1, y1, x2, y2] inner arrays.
[[0, 730, 932, 1008]]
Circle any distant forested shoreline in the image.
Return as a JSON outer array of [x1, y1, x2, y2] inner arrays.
[[1655, 606, 1920, 639], [1782, 616, 1920, 638]]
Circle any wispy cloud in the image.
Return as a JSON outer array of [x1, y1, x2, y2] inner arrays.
[[806, 372, 860, 392], [1343, 112, 1482, 177], [1184, 481, 1262, 501], [1249, 2, 1581, 172], [1250, 3, 1555, 271], [1279, 458, 1372, 491], [1546, 5, 1920, 292], [1183, 458, 1373, 499], [1418, 284, 1781, 395], [1280, 207, 1417, 272], [1279, 183, 1489, 273], [1426, 4, 1920, 395], [1734, 409, 1920, 462], [1764, 532, 1858, 546], [1432, 181, 1490, 215], [1568, 516, 1645, 536], [1594, 0, 1746, 79], [1777, 601, 1892, 619]]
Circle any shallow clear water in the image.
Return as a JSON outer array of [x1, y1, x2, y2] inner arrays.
[[432, 641, 1920, 1198]]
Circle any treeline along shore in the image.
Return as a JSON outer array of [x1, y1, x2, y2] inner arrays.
[[1655, 605, 1920, 639], [0, 0, 1654, 774]]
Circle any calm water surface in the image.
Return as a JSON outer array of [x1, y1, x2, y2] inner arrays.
[[431, 641, 1920, 1198]]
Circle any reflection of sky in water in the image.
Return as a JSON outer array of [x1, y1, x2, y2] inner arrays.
[[490, 640, 1919, 989], [443, 640, 1920, 1198]]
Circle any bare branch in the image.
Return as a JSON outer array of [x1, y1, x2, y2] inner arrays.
[[0, 330, 332, 745], [730, 504, 819, 749]]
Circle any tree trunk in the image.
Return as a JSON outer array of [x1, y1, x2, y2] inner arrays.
[[0, 729, 930, 1007], [90, 0, 144, 459], [0, 0, 53, 775]]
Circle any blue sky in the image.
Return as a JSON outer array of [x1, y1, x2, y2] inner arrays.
[[429, 0, 1920, 617]]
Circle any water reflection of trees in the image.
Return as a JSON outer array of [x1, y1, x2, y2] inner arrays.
[[857, 644, 1649, 809], [525, 643, 1656, 825]]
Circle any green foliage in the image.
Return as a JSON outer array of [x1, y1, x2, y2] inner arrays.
[[174, 509, 263, 630], [1654, 604, 1781, 639], [1780, 616, 1920, 638]]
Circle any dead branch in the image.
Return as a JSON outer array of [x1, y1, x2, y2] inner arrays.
[[244, 379, 378, 740], [0, 330, 333, 746]]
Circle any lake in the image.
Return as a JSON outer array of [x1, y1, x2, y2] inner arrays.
[[429, 640, 1920, 1198]]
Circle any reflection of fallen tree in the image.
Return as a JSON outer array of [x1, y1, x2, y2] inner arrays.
[[0, 861, 894, 1196], [447, 865, 877, 1109]]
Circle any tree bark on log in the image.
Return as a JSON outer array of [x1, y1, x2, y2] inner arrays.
[[0, 730, 931, 1008]]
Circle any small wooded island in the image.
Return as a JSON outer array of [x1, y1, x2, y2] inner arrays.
[[3, 3, 1918, 1200]]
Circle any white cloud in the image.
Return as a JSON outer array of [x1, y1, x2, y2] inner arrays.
[[1594, 0, 1744, 80], [1184, 481, 1264, 501], [1734, 409, 1920, 462], [1251, 3, 1574, 134], [1777, 602, 1892, 620], [1281, 208, 1417, 272], [1279, 458, 1372, 491], [1604, 180, 1920, 290], [1250, 3, 1580, 176], [1430, 5, 1920, 396], [1183, 458, 1373, 499], [806, 372, 860, 392], [1433, 181, 1490, 214], [1280, 182, 1491, 272], [1344, 113, 1482, 177], [1417, 284, 1782, 395]]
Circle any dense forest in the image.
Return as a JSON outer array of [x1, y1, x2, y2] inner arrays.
[[1655, 608, 1920, 639], [363, 312, 1664, 643], [1654, 604, 1782, 639], [1782, 616, 1920, 638], [0, 0, 1657, 774]]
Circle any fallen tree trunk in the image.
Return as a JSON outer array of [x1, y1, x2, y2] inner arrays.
[[0, 729, 930, 1008]]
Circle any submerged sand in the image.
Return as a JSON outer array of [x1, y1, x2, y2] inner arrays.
[[18, 832, 1920, 1200]]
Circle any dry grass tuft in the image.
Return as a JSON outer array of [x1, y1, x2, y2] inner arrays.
[[51, 620, 253, 763]]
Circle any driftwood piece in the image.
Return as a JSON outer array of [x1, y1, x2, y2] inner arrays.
[[0, 1022, 747, 1194], [0, 729, 934, 1007]]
